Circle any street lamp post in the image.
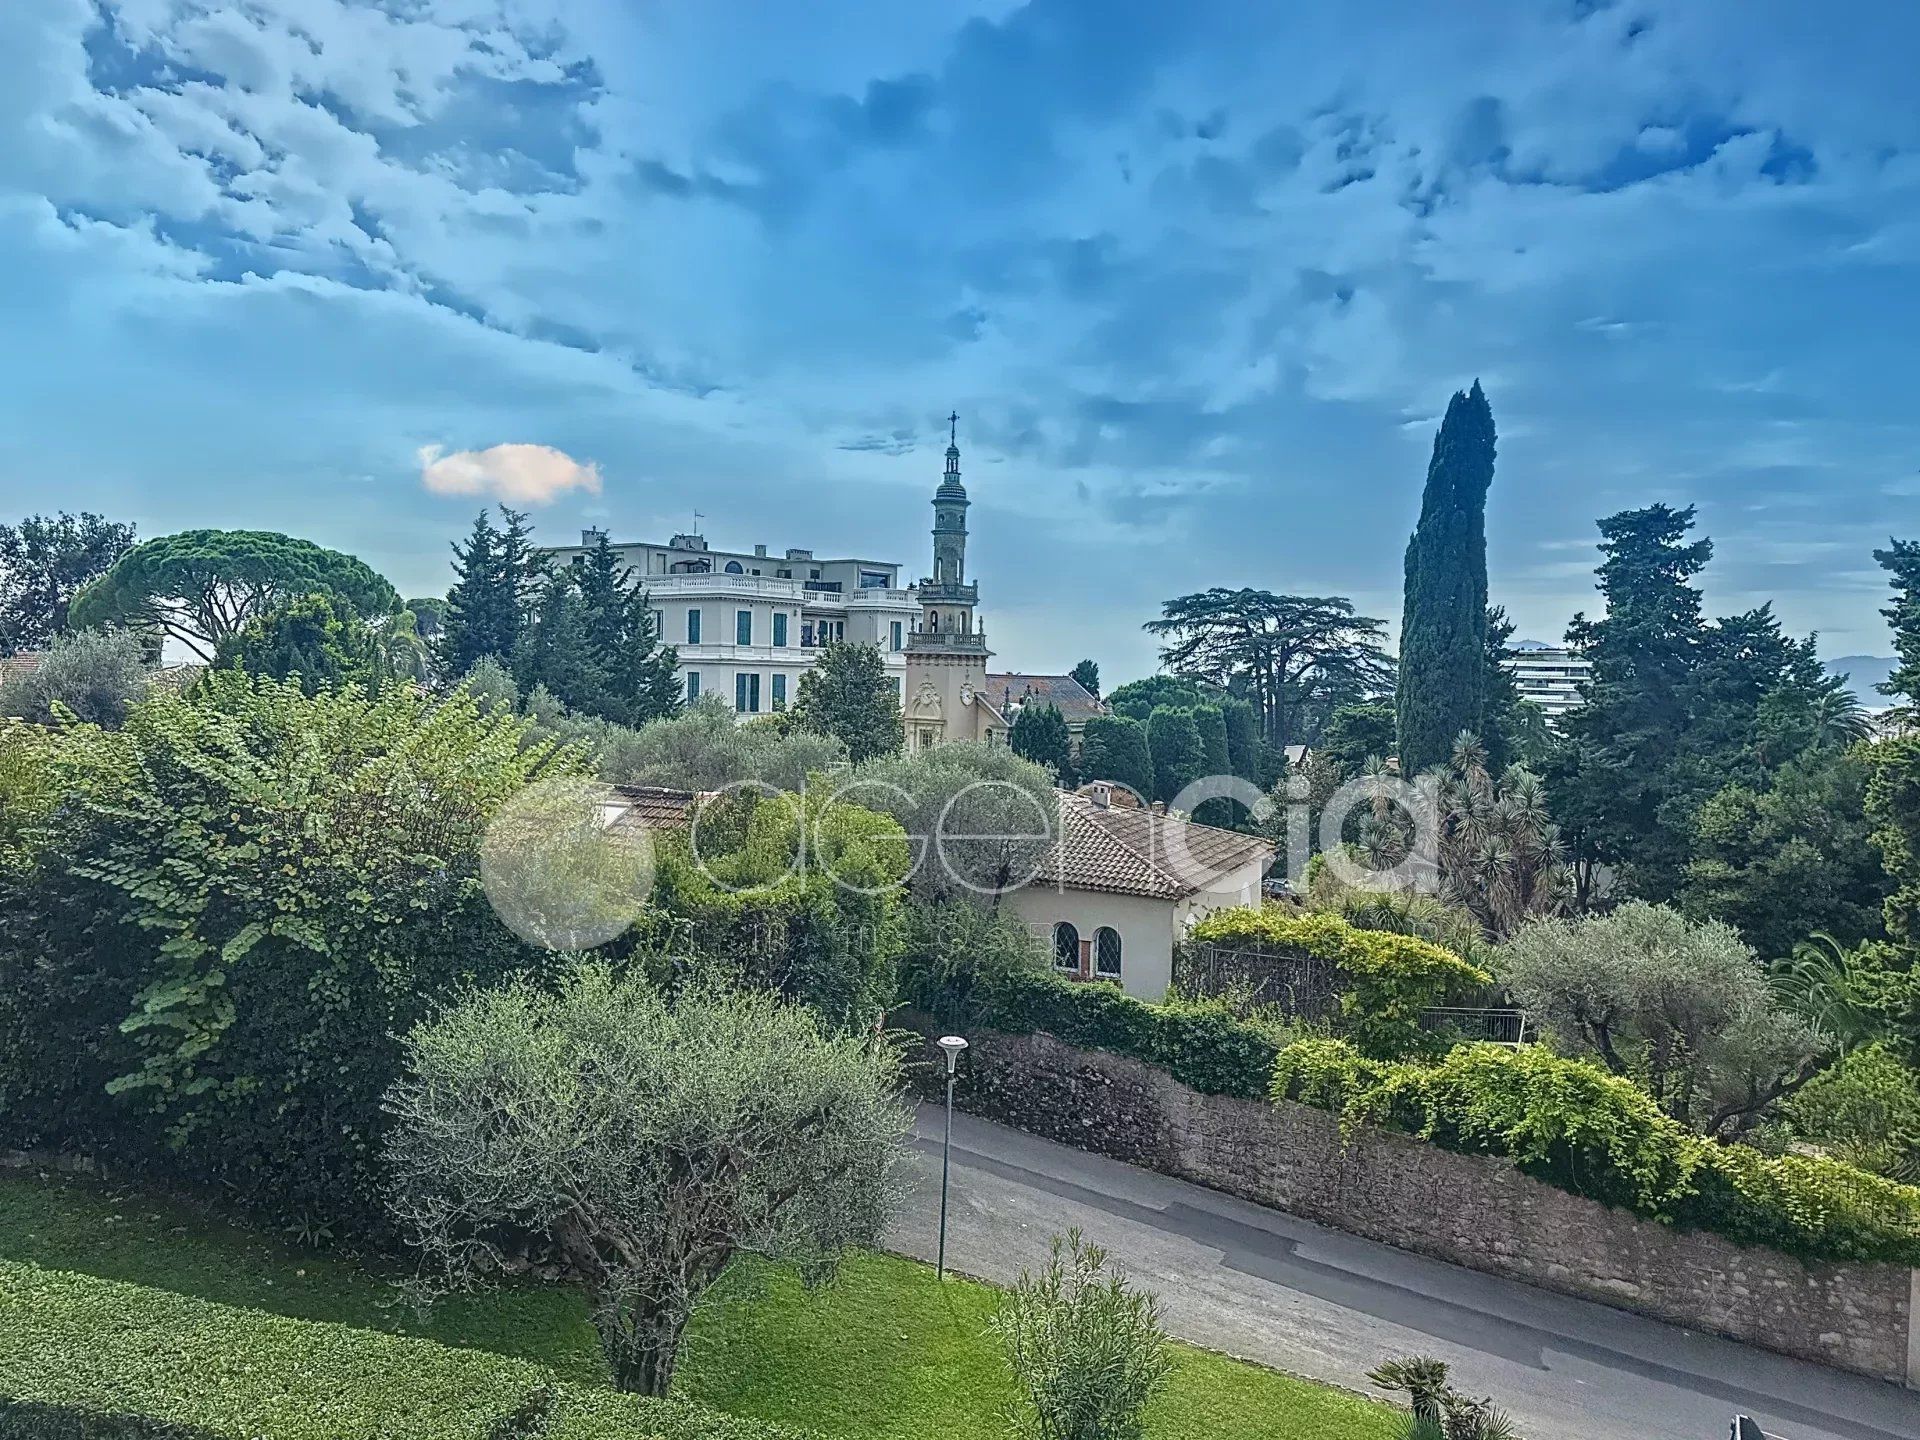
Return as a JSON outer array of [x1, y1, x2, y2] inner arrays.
[[935, 1034, 968, 1280]]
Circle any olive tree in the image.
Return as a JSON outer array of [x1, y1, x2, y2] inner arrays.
[[1500, 901, 1827, 1138], [0, 628, 149, 726], [846, 740, 1057, 902], [383, 965, 910, 1395]]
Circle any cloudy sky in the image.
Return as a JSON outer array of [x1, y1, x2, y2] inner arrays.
[[4, 1, 1917, 680]]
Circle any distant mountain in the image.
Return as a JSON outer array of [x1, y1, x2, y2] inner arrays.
[[1510, 638, 1554, 652], [1827, 655, 1898, 706]]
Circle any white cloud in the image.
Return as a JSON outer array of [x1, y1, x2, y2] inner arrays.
[[417, 442, 603, 504]]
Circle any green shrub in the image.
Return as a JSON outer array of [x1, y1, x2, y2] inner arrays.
[[1189, 907, 1490, 1058], [1269, 1039, 1920, 1265], [0, 1260, 794, 1440], [1783, 1042, 1920, 1182], [0, 674, 573, 1239], [975, 966, 1281, 1102]]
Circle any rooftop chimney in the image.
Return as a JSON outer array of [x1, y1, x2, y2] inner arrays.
[[754, 543, 768, 557], [581, 527, 608, 546]]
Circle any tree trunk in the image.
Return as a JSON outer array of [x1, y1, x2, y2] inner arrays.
[[608, 1321, 685, 1397]]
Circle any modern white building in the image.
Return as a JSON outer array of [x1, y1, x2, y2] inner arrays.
[[1505, 645, 1591, 722], [540, 532, 921, 716]]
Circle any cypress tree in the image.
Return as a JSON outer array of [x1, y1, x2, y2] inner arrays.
[[1145, 705, 1206, 804], [1397, 381, 1496, 776], [1010, 701, 1074, 785], [1078, 715, 1154, 801]]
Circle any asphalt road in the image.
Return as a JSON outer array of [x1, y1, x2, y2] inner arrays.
[[886, 1107, 1920, 1440]]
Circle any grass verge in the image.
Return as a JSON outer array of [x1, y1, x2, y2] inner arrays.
[[0, 1172, 1395, 1440]]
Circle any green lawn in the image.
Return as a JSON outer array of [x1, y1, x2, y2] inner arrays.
[[0, 1171, 1396, 1440]]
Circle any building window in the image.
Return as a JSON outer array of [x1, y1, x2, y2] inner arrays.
[[1052, 922, 1081, 973], [735, 672, 760, 713], [1094, 927, 1122, 980], [772, 673, 786, 710], [736, 609, 752, 645], [685, 671, 701, 701], [724, 560, 744, 574], [810, 568, 822, 580], [859, 569, 889, 589], [890, 620, 903, 651], [772, 612, 788, 647], [649, 608, 664, 638], [687, 608, 702, 644]]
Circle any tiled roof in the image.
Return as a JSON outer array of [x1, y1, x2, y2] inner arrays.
[[600, 785, 698, 835], [151, 663, 206, 692], [985, 672, 1106, 725], [0, 652, 48, 685], [1033, 790, 1272, 900]]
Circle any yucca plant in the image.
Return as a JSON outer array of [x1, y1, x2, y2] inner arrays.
[[1370, 1354, 1522, 1440]]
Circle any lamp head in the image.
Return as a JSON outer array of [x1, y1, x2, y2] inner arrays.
[[936, 1034, 969, 1073]]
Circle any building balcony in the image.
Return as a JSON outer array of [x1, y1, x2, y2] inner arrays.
[[641, 573, 810, 601], [906, 625, 989, 652], [914, 580, 978, 605]]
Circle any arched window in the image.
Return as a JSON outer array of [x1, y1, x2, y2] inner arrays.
[[1052, 922, 1081, 973], [724, 560, 745, 574], [1094, 927, 1122, 980]]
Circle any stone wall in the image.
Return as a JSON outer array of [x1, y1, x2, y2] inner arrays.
[[924, 1026, 1919, 1387]]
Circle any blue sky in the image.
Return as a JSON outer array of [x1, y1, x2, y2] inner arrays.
[[3, 1, 1918, 681]]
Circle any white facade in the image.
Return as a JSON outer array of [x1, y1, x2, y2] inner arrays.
[[542, 532, 919, 716], [1008, 855, 1268, 1003], [1505, 645, 1591, 722]]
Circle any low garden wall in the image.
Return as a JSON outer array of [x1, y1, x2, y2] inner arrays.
[[919, 1025, 1920, 1388]]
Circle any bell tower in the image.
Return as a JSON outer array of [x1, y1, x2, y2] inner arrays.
[[903, 411, 994, 748], [932, 410, 969, 588]]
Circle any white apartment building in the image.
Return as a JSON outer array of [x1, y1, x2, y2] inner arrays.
[[1505, 645, 1591, 722], [541, 530, 920, 717]]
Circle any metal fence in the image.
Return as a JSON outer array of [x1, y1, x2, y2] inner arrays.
[[1417, 1006, 1530, 1046], [1174, 942, 1345, 1023]]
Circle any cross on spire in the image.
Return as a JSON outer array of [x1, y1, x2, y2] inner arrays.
[[948, 410, 958, 445]]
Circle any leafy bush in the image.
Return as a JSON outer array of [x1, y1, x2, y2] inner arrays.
[[1784, 1042, 1920, 1181], [0, 629, 150, 727], [973, 966, 1283, 1101], [1270, 1038, 1920, 1265], [897, 895, 1053, 1024], [0, 1259, 795, 1440], [209, 590, 385, 695], [991, 1230, 1172, 1440], [1305, 867, 1495, 974], [0, 674, 572, 1238], [642, 786, 909, 1028], [1189, 907, 1491, 1058]]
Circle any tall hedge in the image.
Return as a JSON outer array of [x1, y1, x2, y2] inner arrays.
[[0, 673, 571, 1237]]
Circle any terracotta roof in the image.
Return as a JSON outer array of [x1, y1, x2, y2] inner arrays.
[[0, 652, 48, 685], [600, 785, 697, 836], [1033, 790, 1272, 900], [986, 672, 1106, 726], [150, 663, 205, 692]]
